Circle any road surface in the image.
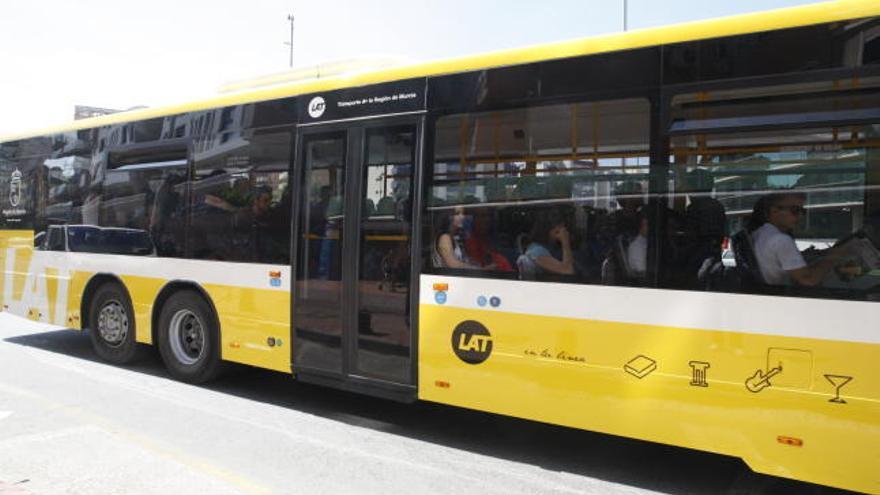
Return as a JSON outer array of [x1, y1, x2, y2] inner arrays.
[[0, 313, 853, 494]]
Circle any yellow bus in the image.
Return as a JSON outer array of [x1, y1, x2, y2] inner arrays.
[[2, 1, 879, 492]]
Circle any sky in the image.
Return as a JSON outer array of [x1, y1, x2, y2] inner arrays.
[[0, 0, 828, 137]]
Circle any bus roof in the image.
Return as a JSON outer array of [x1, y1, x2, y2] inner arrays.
[[2, 0, 878, 143]]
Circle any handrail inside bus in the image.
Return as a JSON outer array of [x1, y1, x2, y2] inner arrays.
[[669, 108, 880, 135]]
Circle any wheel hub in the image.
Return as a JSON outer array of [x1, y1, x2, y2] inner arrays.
[[97, 300, 128, 347], [169, 309, 206, 365]]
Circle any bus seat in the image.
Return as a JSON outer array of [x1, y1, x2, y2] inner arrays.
[[376, 196, 395, 215], [601, 235, 635, 285], [516, 253, 537, 280], [731, 229, 768, 287], [514, 232, 537, 280]]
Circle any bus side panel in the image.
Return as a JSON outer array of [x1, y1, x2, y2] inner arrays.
[[0, 241, 293, 374], [65, 269, 91, 330], [91, 271, 292, 372], [0, 230, 77, 328], [417, 276, 880, 494], [114, 274, 292, 372], [120, 275, 165, 345], [203, 283, 291, 373], [73, 257, 293, 372]]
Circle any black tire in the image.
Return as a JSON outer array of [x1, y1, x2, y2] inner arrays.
[[157, 290, 223, 384], [88, 282, 141, 364]]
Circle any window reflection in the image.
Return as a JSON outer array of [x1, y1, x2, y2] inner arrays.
[[190, 130, 291, 264], [102, 162, 187, 257], [427, 98, 651, 285], [293, 134, 347, 373], [356, 126, 415, 381], [666, 78, 880, 297]]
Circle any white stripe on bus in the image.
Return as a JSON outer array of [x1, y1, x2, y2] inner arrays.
[[420, 275, 880, 345], [33, 251, 291, 292]]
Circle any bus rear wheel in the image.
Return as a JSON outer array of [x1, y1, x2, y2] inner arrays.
[[88, 282, 141, 364], [157, 290, 223, 384]]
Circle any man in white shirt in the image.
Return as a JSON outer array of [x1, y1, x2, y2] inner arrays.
[[626, 215, 647, 277], [752, 192, 844, 286]]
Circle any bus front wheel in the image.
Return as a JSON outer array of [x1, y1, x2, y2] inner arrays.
[[88, 282, 141, 364], [157, 290, 223, 384]]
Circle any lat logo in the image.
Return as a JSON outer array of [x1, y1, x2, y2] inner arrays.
[[451, 320, 493, 365], [308, 96, 326, 119]]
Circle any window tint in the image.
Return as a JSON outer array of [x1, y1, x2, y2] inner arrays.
[[293, 133, 346, 373], [101, 161, 187, 257], [15, 129, 94, 249], [189, 130, 291, 264], [0, 157, 39, 230], [0, 135, 71, 232], [663, 79, 880, 300], [426, 98, 651, 284], [42, 131, 95, 230], [357, 126, 415, 381], [68, 225, 154, 255], [133, 119, 164, 143], [663, 19, 880, 86]]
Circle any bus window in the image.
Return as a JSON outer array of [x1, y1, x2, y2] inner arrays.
[[664, 78, 880, 299], [39, 130, 95, 237], [189, 129, 291, 264], [426, 97, 651, 285], [101, 160, 187, 257]]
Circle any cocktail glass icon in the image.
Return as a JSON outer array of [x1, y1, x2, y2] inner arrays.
[[824, 374, 853, 404]]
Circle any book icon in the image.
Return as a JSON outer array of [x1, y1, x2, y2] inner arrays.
[[624, 355, 657, 379]]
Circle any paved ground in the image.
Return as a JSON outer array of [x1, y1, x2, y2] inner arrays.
[[0, 312, 855, 495]]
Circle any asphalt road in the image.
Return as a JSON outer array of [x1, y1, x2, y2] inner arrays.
[[0, 312, 857, 495]]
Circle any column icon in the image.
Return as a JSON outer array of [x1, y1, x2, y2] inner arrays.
[[689, 361, 710, 387]]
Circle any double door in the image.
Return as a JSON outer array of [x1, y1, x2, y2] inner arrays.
[[292, 117, 420, 396]]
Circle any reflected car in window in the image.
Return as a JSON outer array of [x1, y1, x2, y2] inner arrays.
[[40, 225, 156, 256]]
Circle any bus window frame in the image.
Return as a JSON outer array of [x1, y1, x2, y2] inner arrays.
[[657, 69, 880, 296], [422, 84, 663, 287]]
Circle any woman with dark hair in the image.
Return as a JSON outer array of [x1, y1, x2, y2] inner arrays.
[[434, 206, 486, 269], [524, 210, 575, 276]]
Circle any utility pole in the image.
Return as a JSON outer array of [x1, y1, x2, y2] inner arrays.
[[623, 0, 628, 31], [284, 14, 295, 68]]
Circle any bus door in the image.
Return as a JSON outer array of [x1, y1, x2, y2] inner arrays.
[[292, 116, 421, 400]]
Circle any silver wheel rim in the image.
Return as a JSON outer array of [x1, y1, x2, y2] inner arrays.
[[169, 309, 206, 366], [97, 300, 129, 347]]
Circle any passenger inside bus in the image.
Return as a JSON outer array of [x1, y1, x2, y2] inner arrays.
[[596, 181, 648, 285], [666, 168, 728, 289], [626, 213, 648, 278], [464, 208, 513, 272], [748, 192, 856, 287], [612, 181, 643, 236], [522, 210, 575, 278], [433, 206, 488, 270], [234, 186, 272, 247]]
